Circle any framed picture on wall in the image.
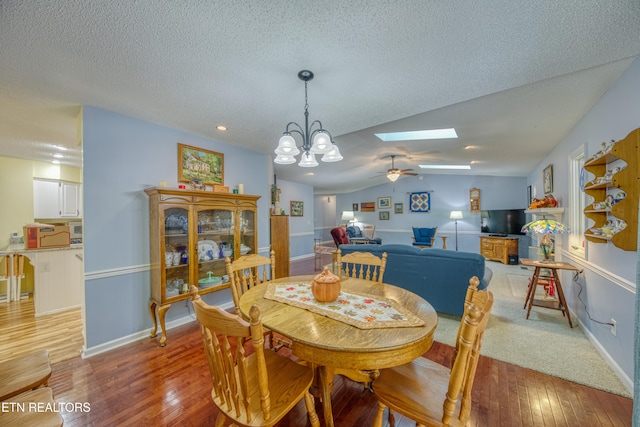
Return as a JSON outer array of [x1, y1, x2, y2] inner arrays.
[[378, 196, 391, 209], [352, 203, 358, 211], [379, 211, 389, 220], [394, 203, 403, 214], [178, 143, 224, 185], [290, 201, 304, 216], [361, 202, 375, 212], [543, 164, 553, 194]]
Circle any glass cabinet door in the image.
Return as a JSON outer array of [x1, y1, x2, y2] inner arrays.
[[239, 209, 256, 256], [163, 206, 190, 299], [196, 207, 234, 290]]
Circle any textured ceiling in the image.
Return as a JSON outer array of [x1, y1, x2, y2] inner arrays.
[[0, 1, 639, 193]]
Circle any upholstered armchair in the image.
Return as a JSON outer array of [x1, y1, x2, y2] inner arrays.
[[412, 226, 437, 248], [330, 227, 350, 248]]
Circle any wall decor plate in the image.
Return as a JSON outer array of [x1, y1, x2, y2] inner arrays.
[[410, 192, 431, 212]]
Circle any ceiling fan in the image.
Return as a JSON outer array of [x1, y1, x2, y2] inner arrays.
[[381, 155, 418, 182]]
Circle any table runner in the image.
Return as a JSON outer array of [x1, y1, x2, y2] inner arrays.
[[264, 283, 425, 329]]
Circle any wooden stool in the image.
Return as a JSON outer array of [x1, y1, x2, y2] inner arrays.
[[0, 350, 52, 401], [0, 255, 10, 302], [0, 387, 63, 426], [440, 235, 448, 249]]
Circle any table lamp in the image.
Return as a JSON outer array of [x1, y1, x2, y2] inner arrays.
[[341, 211, 355, 226], [521, 218, 570, 262], [449, 210, 463, 251]]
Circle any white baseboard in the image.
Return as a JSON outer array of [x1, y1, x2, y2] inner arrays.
[[571, 307, 633, 394], [82, 300, 234, 358]]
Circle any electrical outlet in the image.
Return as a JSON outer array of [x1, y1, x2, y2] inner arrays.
[[40, 261, 50, 272], [611, 319, 617, 336]]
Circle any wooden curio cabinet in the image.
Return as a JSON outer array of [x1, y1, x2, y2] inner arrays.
[[145, 187, 260, 346], [583, 128, 638, 251]]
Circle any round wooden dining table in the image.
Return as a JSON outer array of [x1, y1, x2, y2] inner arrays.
[[239, 275, 438, 427]]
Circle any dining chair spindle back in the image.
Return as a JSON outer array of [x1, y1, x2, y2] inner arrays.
[[226, 251, 276, 315], [372, 276, 494, 427], [190, 286, 320, 427], [336, 249, 387, 284]]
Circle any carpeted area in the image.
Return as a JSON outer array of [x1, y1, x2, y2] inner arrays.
[[433, 261, 632, 397]]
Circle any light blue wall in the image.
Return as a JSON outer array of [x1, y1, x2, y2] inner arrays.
[[82, 106, 272, 348], [526, 58, 639, 385], [335, 174, 530, 257], [275, 179, 315, 259]]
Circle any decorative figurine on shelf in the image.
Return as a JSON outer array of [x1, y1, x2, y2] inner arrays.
[[528, 194, 557, 209]]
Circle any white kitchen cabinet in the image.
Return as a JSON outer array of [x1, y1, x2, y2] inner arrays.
[[33, 179, 82, 219]]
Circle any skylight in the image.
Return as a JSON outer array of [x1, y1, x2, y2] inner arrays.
[[419, 164, 471, 170], [374, 128, 458, 142]]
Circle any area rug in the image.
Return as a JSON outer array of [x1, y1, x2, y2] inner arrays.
[[433, 262, 632, 397]]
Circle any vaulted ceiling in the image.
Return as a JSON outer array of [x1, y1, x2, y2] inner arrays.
[[1, 1, 638, 193]]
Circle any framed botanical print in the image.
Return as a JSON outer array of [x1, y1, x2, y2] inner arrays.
[[379, 211, 389, 220], [290, 201, 304, 216], [543, 164, 553, 194], [178, 143, 224, 185], [394, 203, 403, 214]]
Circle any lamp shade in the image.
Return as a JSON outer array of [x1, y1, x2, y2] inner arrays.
[[521, 219, 570, 235], [341, 211, 355, 221], [298, 152, 319, 167], [321, 144, 343, 162], [450, 210, 463, 220], [387, 172, 400, 182]]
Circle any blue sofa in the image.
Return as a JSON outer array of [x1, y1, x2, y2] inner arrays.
[[338, 244, 492, 316]]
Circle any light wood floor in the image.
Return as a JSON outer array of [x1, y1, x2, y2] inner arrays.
[[0, 296, 84, 364], [4, 256, 634, 426]]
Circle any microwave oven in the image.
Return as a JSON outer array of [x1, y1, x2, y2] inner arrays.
[[68, 221, 83, 239]]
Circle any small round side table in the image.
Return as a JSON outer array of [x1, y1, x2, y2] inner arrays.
[[439, 235, 448, 250]]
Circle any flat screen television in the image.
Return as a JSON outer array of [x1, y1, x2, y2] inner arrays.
[[480, 209, 526, 236]]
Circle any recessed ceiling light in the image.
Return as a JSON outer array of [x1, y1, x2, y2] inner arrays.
[[374, 128, 458, 142], [306, 172, 314, 176], [53, 153, 64, 158], [216, 125, 228, 131], [419, 164, 471, 170], [52, 160, 60, 164]]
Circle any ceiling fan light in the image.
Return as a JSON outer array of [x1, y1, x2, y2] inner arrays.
[[321, 144, 343, 162], [387, 172, 400, 182], [274, 154, 296, 164], [310, 131, 332, 153], [275, 134, 300, 155], [298, 152, 319, 167]]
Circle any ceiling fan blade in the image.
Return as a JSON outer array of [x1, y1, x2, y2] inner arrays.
[[399, 171, 418, 176], [400, 168, 415, 172]]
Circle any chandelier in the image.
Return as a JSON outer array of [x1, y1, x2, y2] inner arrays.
[[274, 70, 343, 167]]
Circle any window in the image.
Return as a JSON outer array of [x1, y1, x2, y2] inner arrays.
[[568, 147, 586, 258]]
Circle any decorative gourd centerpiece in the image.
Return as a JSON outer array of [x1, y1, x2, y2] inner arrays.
[[312, 267, 341, 302]]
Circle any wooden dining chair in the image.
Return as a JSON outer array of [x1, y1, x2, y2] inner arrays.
[[336, 249, 387, 284], [226, 250, 283, 349], [189, 286, 320, 427], [372, 276, 494, 427], [226, 251, 276, 315], [0, 349, 52, 401]]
